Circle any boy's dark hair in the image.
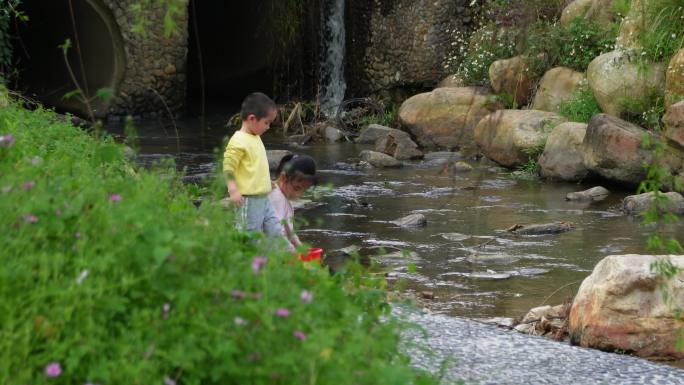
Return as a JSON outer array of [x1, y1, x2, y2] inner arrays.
[[240, 92, 277, 120], [276, 154, 318, 185]]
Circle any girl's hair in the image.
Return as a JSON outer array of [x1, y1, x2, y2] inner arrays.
[[276, 154, 318, 184]]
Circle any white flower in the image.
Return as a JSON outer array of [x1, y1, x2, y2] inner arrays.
[[76, 270, 89, 285]]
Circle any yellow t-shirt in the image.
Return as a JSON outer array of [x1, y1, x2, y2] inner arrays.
[[222, 131, 272, 195]]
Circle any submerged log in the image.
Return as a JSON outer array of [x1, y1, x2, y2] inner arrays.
[[505, 221, 574, 235]]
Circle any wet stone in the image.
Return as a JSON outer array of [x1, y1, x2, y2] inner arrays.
[[392, 213, 427, 227], [566, 186, 610, 202]]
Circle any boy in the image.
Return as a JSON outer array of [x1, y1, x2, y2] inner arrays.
[[223, 92, 280, 236]]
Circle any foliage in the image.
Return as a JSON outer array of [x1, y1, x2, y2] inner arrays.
[[558, 81, 602, 123], [522, 17, 618, 76], [636, 0, 684, 62], [130, 0, 185, 38], [620, 88, 666, 130], [0, 104, 438, 385], [58, 39, 113, 125], [515, 138, 547, 176], [637, 132, 684, 352], [359, 102, 398, 128], [0, 0, 26, 82], [453, 23, 518, 85]]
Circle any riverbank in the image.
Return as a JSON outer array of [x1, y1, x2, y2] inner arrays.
[[0, 104, 437, 384]]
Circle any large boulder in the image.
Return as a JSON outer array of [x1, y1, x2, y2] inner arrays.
[[489, 55, 534, 107], [587, 50, 665, 117], [664, 100, 684, 148], [359, 150, 401, 168], [474, 110, 567, 168], [616, 0, 646, 50], [532, 67, 586, 113], [622, 191, 684, 215], [561, 0, 619, 28], [666, 48, 684, 107], [435, 74, 465, 89], [356, 124, 411, 144], [585, 0, 619, 28], [398, 87, 503, 150], [539, 122, 588, 181], [581, 114, 653, 184], [569, 254, 684, 359], [560, 0, 593, 26]]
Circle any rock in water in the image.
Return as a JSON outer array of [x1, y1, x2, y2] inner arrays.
[[565, 186, 610, 202], [359, 150, 402, 168], [506, 221, 574, 235], [392, 213, 427, 227], [622, 191, 684, 215]]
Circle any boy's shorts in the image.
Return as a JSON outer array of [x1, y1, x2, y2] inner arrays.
[[237, 194, 281, 237]]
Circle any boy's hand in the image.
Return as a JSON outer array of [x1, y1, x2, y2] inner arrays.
[[229, 189, 245, 207], [225, 176, 244, 207]]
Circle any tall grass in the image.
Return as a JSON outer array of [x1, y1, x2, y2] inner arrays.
[[0, 104, 437, 385]]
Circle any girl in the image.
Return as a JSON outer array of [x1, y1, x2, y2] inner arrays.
[[269, 154, 317, 252]]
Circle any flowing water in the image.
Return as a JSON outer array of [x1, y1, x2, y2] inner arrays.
[[107, 118, 684, 321], [319, 0, 346, 116]]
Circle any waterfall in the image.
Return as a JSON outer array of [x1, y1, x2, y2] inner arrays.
[[319, 0, 346, 117]]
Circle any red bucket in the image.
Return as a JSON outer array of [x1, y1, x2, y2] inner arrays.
[[299, 248, 323, 264]]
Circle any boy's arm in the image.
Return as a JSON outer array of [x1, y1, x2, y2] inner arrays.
[[223, 145, 245, 207]]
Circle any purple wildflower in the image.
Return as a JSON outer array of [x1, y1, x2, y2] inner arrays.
[[1, 185, 11, 194], [45, 362, 62, 377], [293, 330, 307, 340], [0, 134, 15, 148], [230, 290, 246, 299], [163, 376, 176, 385], [109, 194, 122, 202], [251, 256, 267, 274], [23, 214, 38, 224], [300, 290, 313, 304], [74, 231, 81, 238], [21, 181, 36, 190], [275, 308, 290, 318]]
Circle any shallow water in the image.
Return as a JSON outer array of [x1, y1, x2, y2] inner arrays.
[[109, 119, 684, 320]]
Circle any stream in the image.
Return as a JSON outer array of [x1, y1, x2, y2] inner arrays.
[[106, 115, 684, 322]]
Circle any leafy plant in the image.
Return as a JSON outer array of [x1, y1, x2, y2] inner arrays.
[[130, 0, 185, 37], [638, 131, 684, 352], [637, 0, 684, 62], [620, 88, 666, 130], [515, 138, 547, 176], [522, 17, 618, 76], [0, 0, 26, 82], [558, 81, 602, 123], [455, 23, 518, 85], [0, 103, 440, 385]]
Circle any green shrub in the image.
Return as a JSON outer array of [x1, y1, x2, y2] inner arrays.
[[0, 104, 437, 385], [456, 23, 518, 86], [620, 88, 666, 130], [522, 17, 617, 76], [638, 0, 684, 62], [558, 81, 602, 123]]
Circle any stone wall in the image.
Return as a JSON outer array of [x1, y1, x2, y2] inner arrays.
[[346, 0, 477, 97], [102, 0, 188, 117]]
